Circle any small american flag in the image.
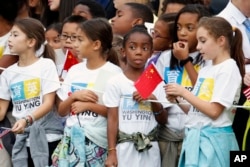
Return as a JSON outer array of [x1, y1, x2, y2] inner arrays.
[[0, 127, 11, 138], [243, 87, 250, 100]]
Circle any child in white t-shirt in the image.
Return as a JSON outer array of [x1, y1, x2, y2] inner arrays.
[[104, 25, 172, 167], [165, 16, 244, 167], [0, 18, 62, 167], [52, 18, 122, 167]]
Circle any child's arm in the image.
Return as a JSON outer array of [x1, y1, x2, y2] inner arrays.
[[51, 140, 62, 167], [12, 92, 56, 133], [57, 89, 98, 116], [165, 83, 224, 119], [166, 95, 190, 114], [0, 99, 10, 121], [148, 94, 168, 125], [173, 41, 198, 85], [133, 91, 167, 124], [71, 101, 108, 117], [105, 107, 119, 167]]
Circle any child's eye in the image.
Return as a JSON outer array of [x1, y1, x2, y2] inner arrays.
[[54, 38, 60, 43], [187, 26, 195, 31], [71, 35, 77, 41], [176, 25, 181, 31], [129, 45, 136, 50], [10, 33, 17, 37], [200, 40, 206, 43], [198, 37, 206, 43], [61, 34, 67, 39], [143, 46, 149, 51], [77, 36, 83, 42]]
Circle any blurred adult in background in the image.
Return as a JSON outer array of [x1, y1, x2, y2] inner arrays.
[[28, 0, 48, 20], [41, 0, 78, 27], [204, 0, 228, 15]]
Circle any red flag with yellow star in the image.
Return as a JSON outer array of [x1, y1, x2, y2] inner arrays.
[[134, 63, 163, 98], [63, 50, 79, 71]]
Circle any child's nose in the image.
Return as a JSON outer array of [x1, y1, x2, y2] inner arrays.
[[179, 28, 187, 36]]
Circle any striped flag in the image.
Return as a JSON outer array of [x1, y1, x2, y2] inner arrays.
[[0, 127, 11, 138], [243, 87, 250, 100]]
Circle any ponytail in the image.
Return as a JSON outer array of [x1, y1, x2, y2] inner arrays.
[[107, 48, 120, 66], [231, 28, 245, 78], [42, 44, 56, 63]]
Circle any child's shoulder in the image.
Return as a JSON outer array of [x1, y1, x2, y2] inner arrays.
[[104, 61, 123, 73], [106, 72, 124, 84]]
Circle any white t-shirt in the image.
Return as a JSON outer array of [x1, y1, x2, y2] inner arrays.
[[155, 50, 209, 131], [57, 61, 122, 127], [103, 72, 172, 167], [0, 57, 60, 119], [186, 59, 241, 128]]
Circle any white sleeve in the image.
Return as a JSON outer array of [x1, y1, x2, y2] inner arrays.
[[0, 71, 11, 100], [42, 60, 60, 95], [103, 78, 121, 107]]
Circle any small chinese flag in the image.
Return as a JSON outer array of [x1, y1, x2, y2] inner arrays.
[[134, 63, 163, 98], [63, 50, 79, 71], [243, 87, 250, 100]]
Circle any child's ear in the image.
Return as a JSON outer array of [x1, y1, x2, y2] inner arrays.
[[93, 40, 101, 50], [131, 18, 143, 27], [121, 48, 126, 57], [217, 36, 226, 47], [27, 38, 36, 48], [120, 48, 127, 62]]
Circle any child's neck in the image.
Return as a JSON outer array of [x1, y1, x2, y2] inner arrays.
[[18, 53, 39, 67], [123, 67, 145, 82], [86, 57, 106, 70]]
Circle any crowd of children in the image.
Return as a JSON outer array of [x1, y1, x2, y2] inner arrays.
[[1, 0, 250, 167]]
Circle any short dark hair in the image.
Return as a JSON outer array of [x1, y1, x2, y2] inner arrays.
[[46, 22, 62, 33], [61, 15, 87, 33], [0, 0, 19, 23], [79, 18, 112, 54], [75, 0, 106, 18], [123, 25, 152, 48], [126, 3, 154, 23]]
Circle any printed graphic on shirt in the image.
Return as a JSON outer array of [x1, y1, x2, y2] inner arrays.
[[164, 64, 201, 91], [71, 82, 94, 92], [121, 95, 153, 121], [0, 46, 3, 58], [10, 78, 41, 113], [191, 77, 214, 113], [193, 78, 214, 101], [70, 82, 98, 119]]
